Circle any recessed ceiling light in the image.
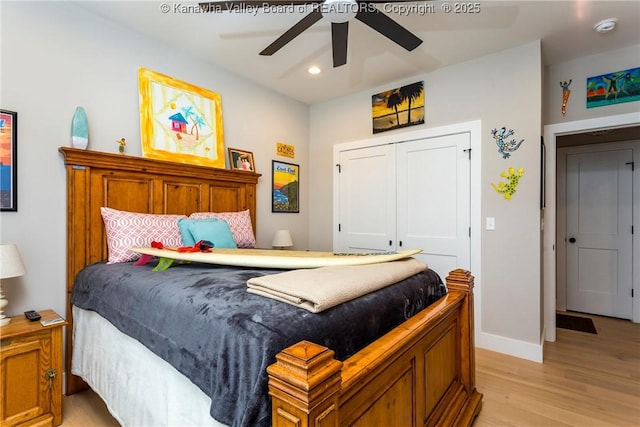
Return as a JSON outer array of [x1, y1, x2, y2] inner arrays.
[[308, 66, 321, 75], [593, 18, 618, 33]]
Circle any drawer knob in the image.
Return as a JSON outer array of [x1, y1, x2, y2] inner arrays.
[[45, 368, 57, 389]]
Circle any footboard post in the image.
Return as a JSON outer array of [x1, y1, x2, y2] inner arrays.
[[445, 269, 482, 424], [267, 340, 343, 427]]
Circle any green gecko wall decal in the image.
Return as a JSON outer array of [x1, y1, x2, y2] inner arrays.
[[491, 167, 524, 200]]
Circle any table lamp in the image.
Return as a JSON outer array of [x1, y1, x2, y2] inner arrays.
[[0, 244, 27, 326], [272, 230, 293, 250]]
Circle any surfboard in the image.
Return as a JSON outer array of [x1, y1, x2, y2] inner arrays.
[[129, 247, 422, 269], [71, 106, 89, 149]]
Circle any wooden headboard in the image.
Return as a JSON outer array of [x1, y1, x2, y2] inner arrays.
[[59, 147, 261, 393]]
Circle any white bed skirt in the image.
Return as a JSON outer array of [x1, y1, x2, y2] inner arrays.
[[71, 306, 226, 427]]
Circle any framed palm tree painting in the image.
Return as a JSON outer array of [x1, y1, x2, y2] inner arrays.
[[138, 68, 225, 168], [372, 81, 425, 134]]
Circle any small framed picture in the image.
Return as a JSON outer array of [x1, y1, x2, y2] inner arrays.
[[228, 148, 255, 172], [272, 160, 299, 213]]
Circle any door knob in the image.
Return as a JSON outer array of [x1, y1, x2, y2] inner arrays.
[[568, 237, 576, 243]]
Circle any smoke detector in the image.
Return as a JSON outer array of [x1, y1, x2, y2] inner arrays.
[[593, 18, 618, 33]]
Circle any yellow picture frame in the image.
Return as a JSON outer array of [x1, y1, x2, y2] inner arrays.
[[138, 67, 225, 168]]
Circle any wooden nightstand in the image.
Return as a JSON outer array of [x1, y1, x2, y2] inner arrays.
[[0, 310, 67, 426]]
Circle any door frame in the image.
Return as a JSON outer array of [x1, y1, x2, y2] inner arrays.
[[333, 120, 482, 337], [557, 142, 637, 317], [543, 112, 640, 342]]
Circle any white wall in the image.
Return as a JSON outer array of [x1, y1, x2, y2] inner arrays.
[[0, 2, 310, 320], [544, 44, 640, 125], [310, 42, 544, 360]]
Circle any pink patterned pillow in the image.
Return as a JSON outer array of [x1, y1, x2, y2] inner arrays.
[[101, 207, 186, 263], [189, 210, 256, 248]]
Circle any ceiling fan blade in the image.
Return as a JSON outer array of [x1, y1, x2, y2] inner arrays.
[[332, 22, 349, 67], [260, 9, 323, 56], [355, 8, 422, 51], [199, 1, 319, 11]]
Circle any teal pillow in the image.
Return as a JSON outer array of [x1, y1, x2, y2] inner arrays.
[[187, 219, 237, 249], [177, 218, 219, 246]]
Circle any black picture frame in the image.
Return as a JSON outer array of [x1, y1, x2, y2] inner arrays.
[[540, 136, 546, 210], [272, 160, 299, 213], [0, 109, 17, 212]]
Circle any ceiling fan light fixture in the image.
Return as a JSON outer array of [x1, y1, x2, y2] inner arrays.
[[321, 0, 358, 23], [593, 18, 618, 33]]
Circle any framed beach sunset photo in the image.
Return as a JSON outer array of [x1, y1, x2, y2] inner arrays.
[[372, 81, 424, 134], [138, 68, 225, 168], [0, 110, 17, 211]]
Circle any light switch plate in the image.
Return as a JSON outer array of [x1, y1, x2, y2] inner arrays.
[[486, 217, 495, 230]]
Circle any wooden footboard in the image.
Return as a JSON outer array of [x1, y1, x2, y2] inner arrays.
[[268, 269, 482, 427]]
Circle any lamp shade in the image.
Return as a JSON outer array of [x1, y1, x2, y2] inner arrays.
[[0, 244, 26, 279], [272, 230, 293, 249]]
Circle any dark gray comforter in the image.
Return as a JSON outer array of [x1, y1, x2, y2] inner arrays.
[[71, 261, 446, 427]]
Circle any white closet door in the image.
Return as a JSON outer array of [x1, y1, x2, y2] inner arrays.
[[396, 133, 471, 277], [336, 144, 396, 252]]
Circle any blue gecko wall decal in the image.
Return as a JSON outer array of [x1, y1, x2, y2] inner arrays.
[[491, 127, 524, 159]]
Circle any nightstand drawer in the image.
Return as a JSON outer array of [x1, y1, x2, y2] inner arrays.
[[1, 329, 49, 348]]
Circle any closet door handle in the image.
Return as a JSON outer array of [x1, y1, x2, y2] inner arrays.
[[399, 241, 403, 247], [389, 240, 392, 246], [568, 237, 576, 243]]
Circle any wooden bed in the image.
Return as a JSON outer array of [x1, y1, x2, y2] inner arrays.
[[60, 147, 482, 426]]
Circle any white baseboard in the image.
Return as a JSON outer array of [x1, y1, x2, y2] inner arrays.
[[476, 330, 543, 363]]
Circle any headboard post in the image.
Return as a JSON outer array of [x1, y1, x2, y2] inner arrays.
[[59, 147, 261, 394]]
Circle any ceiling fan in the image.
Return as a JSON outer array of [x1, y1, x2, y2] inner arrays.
[[199, 0, 424, 67]]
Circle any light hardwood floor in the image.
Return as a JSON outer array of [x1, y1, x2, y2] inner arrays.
[[61, 313, 639, 426]]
